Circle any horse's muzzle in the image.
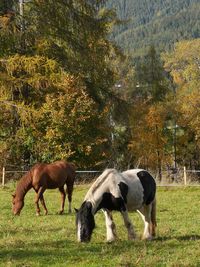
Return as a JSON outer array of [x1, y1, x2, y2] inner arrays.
[[13, 210, 21, 216]]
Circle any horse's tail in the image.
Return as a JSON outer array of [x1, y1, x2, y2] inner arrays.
[[68, 162, 76, 173], [65, 162, 76, 186], [151, 197, 157, 237]]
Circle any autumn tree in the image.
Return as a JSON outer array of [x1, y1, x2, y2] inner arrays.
[[24, 0, 117, 103], [0, 1, 118, 168], [128, 46, 172, 179], [163, 39, 200, 169]]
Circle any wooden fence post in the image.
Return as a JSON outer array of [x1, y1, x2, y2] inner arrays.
[[2, 166, 5, 187], [183, 166, 187, 186]]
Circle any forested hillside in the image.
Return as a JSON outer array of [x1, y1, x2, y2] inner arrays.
[[107, 0, 200, 57]]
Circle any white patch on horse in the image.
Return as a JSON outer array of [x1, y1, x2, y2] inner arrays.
[[84, 169, 122, 213], [102, 209, 117, 242], [122, 169, 145, 211], [77, 219, 81, 242], [137, 205, 153, 240]]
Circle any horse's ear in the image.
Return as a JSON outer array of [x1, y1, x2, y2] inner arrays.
[[74, 208, 79, 213], [86, 201, 92, 211]]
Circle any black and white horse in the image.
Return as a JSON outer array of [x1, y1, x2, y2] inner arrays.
[[75, 168, 156, 242]]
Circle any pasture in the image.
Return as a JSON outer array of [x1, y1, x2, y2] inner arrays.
[[0, 183, 200, 266]]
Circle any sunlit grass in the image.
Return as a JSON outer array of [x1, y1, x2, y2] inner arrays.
[[1, 184, 200, 266]]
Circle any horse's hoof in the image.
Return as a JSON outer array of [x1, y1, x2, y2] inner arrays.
[[106, 238, 116, 243], [58, 211, 64, 215], [142, 235, 152, 241], [128, 236, 136, 241], [36, 213, 40, 216]]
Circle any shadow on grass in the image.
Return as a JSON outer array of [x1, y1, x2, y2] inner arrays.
[[176, 235, 200, 241], [2, 233, 199, 262], [0, 226, 66, 237], [0, 237, 157, 262], [1, 233, 200, 265], [153, 234, 200, 242], [0, 239, 114, 264]]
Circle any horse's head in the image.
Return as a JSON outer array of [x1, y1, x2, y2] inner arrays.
[[75, 201, 95, 242], [12, 193, 24, 215]]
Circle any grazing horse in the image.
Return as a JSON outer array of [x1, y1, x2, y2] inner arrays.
[[12, 161, 76, 216], [76, 168, 156, 242]]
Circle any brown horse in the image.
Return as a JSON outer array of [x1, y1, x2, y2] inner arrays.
[[12, 161, 76, 216]]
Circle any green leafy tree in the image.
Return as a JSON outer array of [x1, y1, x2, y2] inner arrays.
[[133, 46, 170, 102], [24, 0, 117, 104], [0, 0, 15, 15], [0, 1, 119, 168], [0, 56, 111, 167]]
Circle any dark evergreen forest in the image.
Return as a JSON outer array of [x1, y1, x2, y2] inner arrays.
[[107, 0, 200, 57]]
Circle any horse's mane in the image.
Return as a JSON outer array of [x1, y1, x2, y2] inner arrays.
[[15, 169, 33, 197], [84, 169, 118, 199]]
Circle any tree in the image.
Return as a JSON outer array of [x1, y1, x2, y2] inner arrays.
[[129, 101, 170, 179], [0, 1, 119, 168], [163, 39, 200, 168], [133, 46, 170, 102], [128, 46, 172, 179], [0, 55, 111, 167], [24, 0, 117, 104], [0, 0, 16, 16]]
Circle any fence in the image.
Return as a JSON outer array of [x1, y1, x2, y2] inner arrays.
[[158, 167, 200, 186], [1, 166, 200, 187], [0, 167, 101, 187]]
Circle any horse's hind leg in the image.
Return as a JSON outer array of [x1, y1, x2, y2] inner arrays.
[[59, 186, 66, 214], [121, 210, 136, 240], [35, 196, 40, 216], [35, 187, 46, 216], [151, 198, 157, 237], [102, 209, 117, 242], [137, 204, 152, 240], [66, 182, 74, 213]]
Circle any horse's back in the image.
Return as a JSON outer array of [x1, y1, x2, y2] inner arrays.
[[31, 161, 76, 189], [122, 169, 156, 210]]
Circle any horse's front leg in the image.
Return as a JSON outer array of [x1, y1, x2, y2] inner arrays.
[[137, 205, 152, 240], [40, 195, 48, 215], [35, 187, 46, 216], [59, 186, 66, 214], [102, 209, 117, 242], [121, 210, 136, 240]]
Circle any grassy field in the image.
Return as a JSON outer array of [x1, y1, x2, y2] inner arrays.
[[0, 183, 200, 267]]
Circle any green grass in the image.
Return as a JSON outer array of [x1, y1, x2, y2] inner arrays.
[[1, 184, 200, 266]]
